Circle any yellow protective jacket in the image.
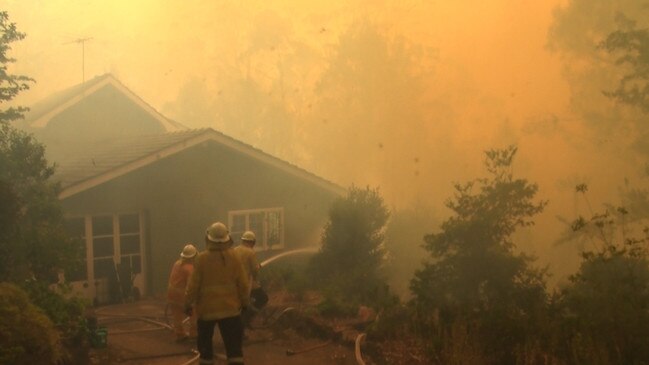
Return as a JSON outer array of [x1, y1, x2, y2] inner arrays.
[[167, 259, 194, 306], [185, 242, 250, 320], [234, 244, 260, 287]]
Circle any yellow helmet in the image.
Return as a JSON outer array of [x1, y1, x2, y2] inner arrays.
[[180, 243, 197, 258], [206, 222, 231, 243], [241, 231, 256, 242]]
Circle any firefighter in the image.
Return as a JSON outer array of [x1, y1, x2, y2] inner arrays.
[[185, 222, 250, 365], [234, 231, 260, 295], [166, 243, 198, 342], [234, 231, 267, 329]]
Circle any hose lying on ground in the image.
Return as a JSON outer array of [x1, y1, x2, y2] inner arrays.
[[286, 339, 332, 356], [179, 350, 226, 365], [355, 333, 367, 365], [96, 313, 173, 330]]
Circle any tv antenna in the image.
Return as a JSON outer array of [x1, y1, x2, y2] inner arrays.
[[64, 37, 93, 84]]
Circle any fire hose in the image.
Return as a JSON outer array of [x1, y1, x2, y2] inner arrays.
[[286, 339, 332, 356]]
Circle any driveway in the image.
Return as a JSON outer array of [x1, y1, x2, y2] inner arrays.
[[89, 298, 360, 365]]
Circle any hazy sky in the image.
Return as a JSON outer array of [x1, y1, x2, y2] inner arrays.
[[7, 1, 569, 121], [5, 0, 647, 281], [6, 0, 577, 178]]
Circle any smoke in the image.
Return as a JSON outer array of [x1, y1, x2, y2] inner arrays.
[[6, 0, 649, 284]]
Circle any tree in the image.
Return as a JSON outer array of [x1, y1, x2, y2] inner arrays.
[[383, 204, 437, 300], [600, 26, 649, 113], [309, 186, 391, 312], [0, 11, 81, 282], [410, 146, 548, 364], [304, 20, 436, 201], [0, 12, 89, 364], [162, 10, 315, 162], [548, 1, 649, 157], [556, 185, 649, 363], [0, 11, 32, 124]]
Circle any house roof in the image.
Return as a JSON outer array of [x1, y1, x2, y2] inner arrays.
[[56, 128, 345, 199], [23, 74, 186, 131]]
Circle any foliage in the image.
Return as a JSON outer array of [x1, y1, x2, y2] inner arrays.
[[384, 204, 437, 300], [366, 303, 413, 340], [364, 304, 433, 365], [316, 293, 359, 318], [21, 280, 88, 342], [0, 11, 82, 283], [0, 12, 88, 363], [162, 10, 310, 160], [305, 19, 436, 196], [556, 185, 649, 364], [0, 124, 84, 282], [0, 179, 19, 248], [0, 11, 34, 124], [411, 146, 549, 364], [548, 1, 649, 153], [600, 26, 649, 113], [309, 186, 392, 309], [0, 282, 63, 365], [260, 255, 311, 301]]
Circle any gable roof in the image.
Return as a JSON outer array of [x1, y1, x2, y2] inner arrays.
[[24, 74, 186, 131], [56, 128, 344, 199]]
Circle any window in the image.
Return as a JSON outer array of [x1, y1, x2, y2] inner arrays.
[[64, 217, 87, 282], [63, 212, 145, 304], [119, 213, 141, 275], [228, 207, 284, 251], [92, 215, 115, 280], [64, 213, 143, 281]]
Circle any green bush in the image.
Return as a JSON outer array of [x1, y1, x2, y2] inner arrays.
[[411, 146, 549, 364], [21, 280, 89, 345], [309, 186, 391, 307], [556, 198, 649, 364], [261, 255, 312, 299], [366, 304, 412, 340], [0, 282, 63, 365], [316, 293, 358, 317]]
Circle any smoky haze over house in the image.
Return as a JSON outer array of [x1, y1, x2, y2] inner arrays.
[[5, 0, 649, 290]]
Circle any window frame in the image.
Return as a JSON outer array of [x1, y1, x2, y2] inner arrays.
[[228, 207, 285, 251], [63, 211, 146, 302]]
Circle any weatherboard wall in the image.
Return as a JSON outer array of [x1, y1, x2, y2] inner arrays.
[[60, 140, 339, 296]]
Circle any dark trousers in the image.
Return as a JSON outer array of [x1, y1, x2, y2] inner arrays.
[[242, 287, 268, 329], [197, 315, 244, 364]]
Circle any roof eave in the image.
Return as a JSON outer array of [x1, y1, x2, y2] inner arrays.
[[30, 75, 183, 132], [58, 129, 344, 200]]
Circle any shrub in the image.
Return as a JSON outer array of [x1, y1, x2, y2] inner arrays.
[[557, 194, 649, 364], [411, 146, 549, 364], [21, 280, 89, 345], [309, 186, 391, 309], [0, 282, 63, 365]]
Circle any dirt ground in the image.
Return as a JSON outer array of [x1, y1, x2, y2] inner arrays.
[[88, 298, 362, 365]]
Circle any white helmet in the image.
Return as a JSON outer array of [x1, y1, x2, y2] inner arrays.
[[241, 231, 256, 242], [180, 244, 198, 258], [206, 222, 231, 243]]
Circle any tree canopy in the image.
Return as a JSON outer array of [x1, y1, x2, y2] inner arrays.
[[600, 26, 649, 113], [0, 10, 81, 283], [309, 186, 392, 310], [411, 146, 548, 363]]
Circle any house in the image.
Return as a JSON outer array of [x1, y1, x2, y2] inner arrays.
[[20, 73, 186, 162], [23, 75, 343, 304]]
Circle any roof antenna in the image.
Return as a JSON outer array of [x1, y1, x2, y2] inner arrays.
[[64, 37, 93, 84]]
